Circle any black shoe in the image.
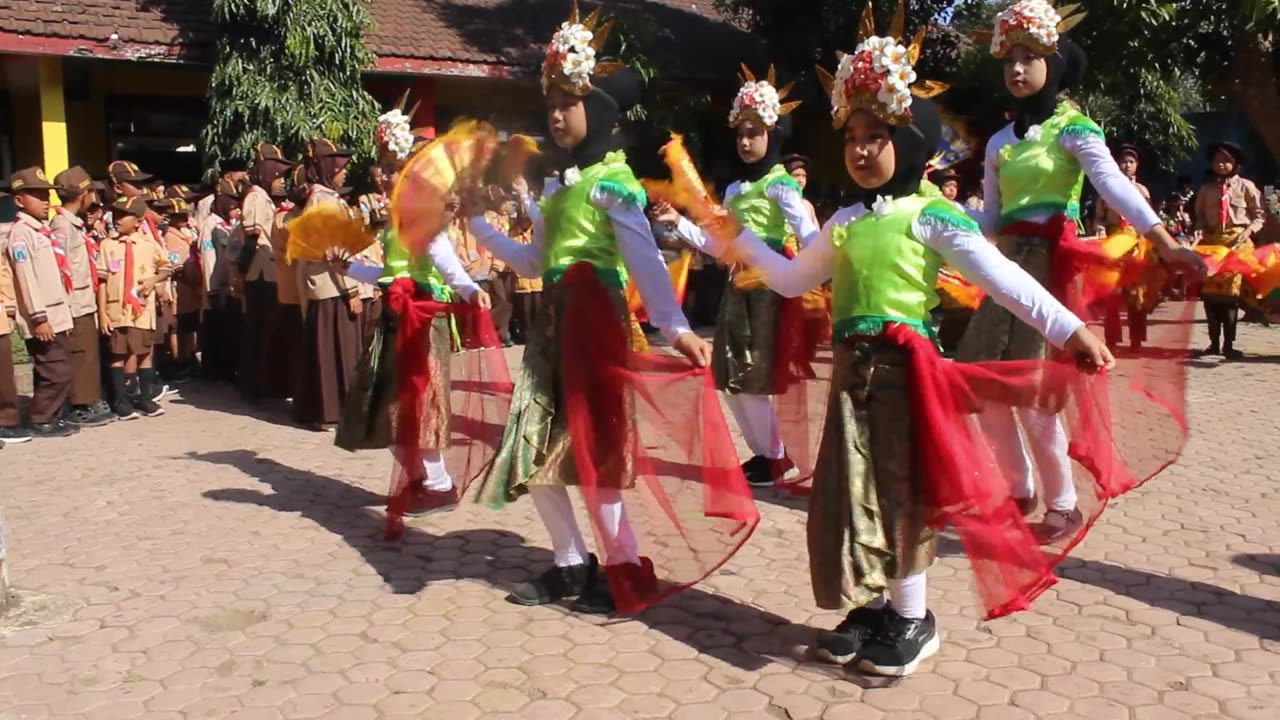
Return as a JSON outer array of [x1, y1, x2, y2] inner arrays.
[[132, 397, 166, 418], [1224, 348, 1245, 361], [857, 609, 940, 677], [1199, 344, 1221, 357], [0, 426, 33, 444], [70, 405, 114, 428], [29, 420, 75, 439], [113, 401, 141, 421], [742, 455, 773, 488], [571, 565, 616, 615], [815, 605, 887, 664], [1033, 507, 1083, 544], [507, 555, 596, 606], [571, 557, 657, 615]]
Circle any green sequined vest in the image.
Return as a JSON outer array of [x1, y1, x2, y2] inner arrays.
[[540, 151, 646, 288], [997, 102, 1105, 229], [378, 228, 450, 301], [728, 165, 801, 251], [830, 196, 978, 341]]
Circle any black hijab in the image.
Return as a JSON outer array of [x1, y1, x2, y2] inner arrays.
[[737, 115, 793, 183], [568, 68, 644, 171], [1011, 37, 1086, 138], [860, 98, 944, 203]]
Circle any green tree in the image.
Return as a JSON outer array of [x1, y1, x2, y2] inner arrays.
[[202, 0, 381, 180]]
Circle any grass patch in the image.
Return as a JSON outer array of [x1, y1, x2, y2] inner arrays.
[[9, 335, 28, 365]]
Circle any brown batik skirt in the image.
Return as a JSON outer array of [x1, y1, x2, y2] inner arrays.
[[956, 234, 1054, 363], [711, 280, 784, 395], [293, 296, 362, 427], [808, 338, 937, 610]]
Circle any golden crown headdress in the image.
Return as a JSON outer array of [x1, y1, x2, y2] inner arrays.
[[976, 1, 1086, 59], [816, 1, 947, 129], [541, 1, 625, 96], [728, 64, 801, 129]]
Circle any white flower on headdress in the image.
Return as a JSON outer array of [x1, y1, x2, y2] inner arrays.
[[830, 53, 857, 117], [563, 166, 582, 186], [548, 22, 598, 90], [886, 64, 917, 92], [729, 81, 783, 128], [1024, 124, 1044, 143], [376, 109, 415, 160], [877, 87, 912, 116], [993, 0, 1062, 55], [872, 195, 894, 218]]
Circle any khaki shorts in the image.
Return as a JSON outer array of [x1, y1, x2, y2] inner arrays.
[[108, 327, 156, 357]]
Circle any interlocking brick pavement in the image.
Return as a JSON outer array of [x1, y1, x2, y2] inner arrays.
[[1, 318, 1279, 719]]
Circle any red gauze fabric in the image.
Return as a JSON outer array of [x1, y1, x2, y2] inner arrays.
[[384, 277, 513, 540], [559, 262, 760, 614]]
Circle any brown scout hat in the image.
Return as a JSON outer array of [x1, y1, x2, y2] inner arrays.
[[1115, 142, 1141, 161], [166, 184, 199, 201], [53, 166, 95, 194], [255, 143, 295, 165], [108, 160, 154, 184], [305, 138, 354, 159], [7, 167, 57, 192], [216, 178, 242, 197], [112, 196, 149, 219], [155, 198, 193, 215]]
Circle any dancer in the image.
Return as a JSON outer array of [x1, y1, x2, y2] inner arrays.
[[958, 0, 1202, 540], [660, 65, 818, 487], [1091, 143, 1156, 350], [677, 12, 1114, 676], [1194, 140, 1265, 359], [463, 3, 752, 616]]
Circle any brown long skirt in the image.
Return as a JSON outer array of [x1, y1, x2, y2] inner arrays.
[[68, 313, 103, 406], [238, 280, 279, 398], [293, 296, 362, 427], [270, 303, 305, 401]]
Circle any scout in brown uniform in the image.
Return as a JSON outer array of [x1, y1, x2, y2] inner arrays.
[[159, 193, 203, 378], [238, 143, 295, 399], [198, 182, 244, 381], [295, 139, 362, 430], [1194, 141, 1266, 359], [51, 166, 114, 427], [98, 197, 171, 419], [270, 167, 308, 401], [6, 168, 77, 437], [194, 160, 249, 230], [0, 198, 34, 445]]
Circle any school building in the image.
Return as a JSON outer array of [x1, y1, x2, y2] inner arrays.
[[0, 0, 753, 185]]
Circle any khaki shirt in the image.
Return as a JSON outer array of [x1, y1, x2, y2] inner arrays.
[[271, 205, 302, 306], [7, 213, 74, 336], [241, 185, 278, 283], [49, 207, 98, 318], [98, 232, 169, 330], [299, 185, 358, 302], [0, 223, 15, 337], [452, 219, 493, 281], [199, 214, 239, 306], [1094, 179, 1152, 234], [165, 227, 203, 315], [1196, 175, 1266, 236]]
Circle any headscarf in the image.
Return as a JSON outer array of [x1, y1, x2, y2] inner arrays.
[[736, 115, 793, 184], [250, 160, 292, 196], [305, 155, 352, 191], [567, 68, 644, 171], [1011, 37, 1086, 138], [859, 98, 944, 203]]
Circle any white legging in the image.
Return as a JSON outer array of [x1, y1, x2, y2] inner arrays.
[[726, 393, 784, 459], [529, 485, 640, 568], [978, 407, 1077, 512]]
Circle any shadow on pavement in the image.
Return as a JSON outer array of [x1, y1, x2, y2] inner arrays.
[[1232, 553, 1280, 577], [188, 449, 811, 672]]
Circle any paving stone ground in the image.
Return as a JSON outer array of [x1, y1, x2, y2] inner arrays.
[[1, 316, 1279, 720]]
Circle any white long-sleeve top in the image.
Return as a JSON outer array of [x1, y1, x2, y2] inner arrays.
[[467, 179, 693, 342], [343, 231, 480, 301], [671, 178, 820, 254], [980, 124, 1163, 237], [732, 201, 1084, 349]]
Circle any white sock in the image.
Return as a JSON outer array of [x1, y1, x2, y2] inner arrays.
[[593, 489, 640, 566], [421, 450, 454, 492], [1017, 409, 1077, 512], [529, 486, 589, 567], [889, 572, 927, 620], [977, 407, 1036, 501]]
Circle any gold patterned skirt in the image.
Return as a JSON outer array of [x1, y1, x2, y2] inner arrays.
[[712, 279, 784, 395], [808, 339, 937, 610], [1200, 229, 1252, 303], [956, 234, 1053, 362], [478, 279, 636, 508], [335, 312, 452, 452]]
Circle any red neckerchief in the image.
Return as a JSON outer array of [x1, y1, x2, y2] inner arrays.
[[54, 206, 99, 291], [121, 233, 145, 317], [1218, 178, 1231, 229], [21, 213, 74, 293], [277, 200, 296, 213]]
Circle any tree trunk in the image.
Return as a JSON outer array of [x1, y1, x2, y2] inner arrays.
[[1231, 30, 1280, 167]]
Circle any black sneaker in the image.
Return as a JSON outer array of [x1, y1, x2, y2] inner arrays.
[[571, 557, 657, 615], [1224, 348, 1245, 361], [742, 455, 773, 488], [113, 402, 141, 421], [30, 420, 76, 439], [0, 426, 33, 444], [815, 604, 887, 664], [1199, 344, 1221, 357], [132, 397, 166, 418], [857, 609, 941, 677], [507, 555, 596, 606], [70, 405, 114, 428]]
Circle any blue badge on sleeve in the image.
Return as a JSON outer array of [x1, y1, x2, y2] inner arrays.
[[10, 244, 29, 263]]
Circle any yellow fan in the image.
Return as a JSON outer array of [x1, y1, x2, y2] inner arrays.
[[391, 119, 500, 258], [286, 204, 374, 264]]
